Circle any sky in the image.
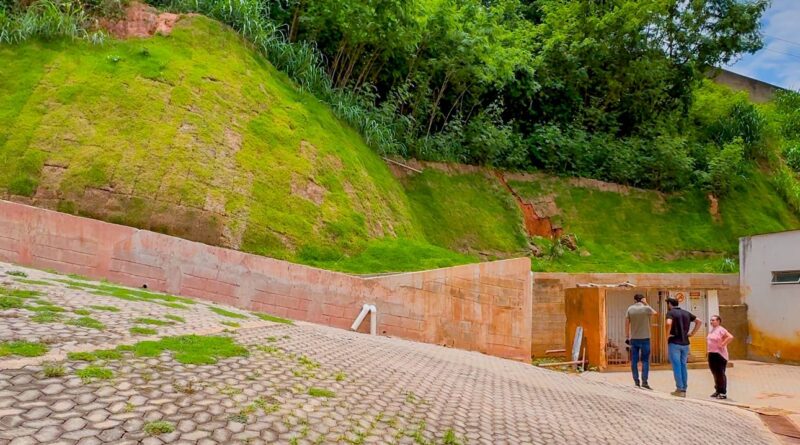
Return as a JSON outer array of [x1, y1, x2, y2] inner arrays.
[[726, 0, 800, 91]]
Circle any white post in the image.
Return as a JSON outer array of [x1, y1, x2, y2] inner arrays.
[[369, 304, 377, 336]]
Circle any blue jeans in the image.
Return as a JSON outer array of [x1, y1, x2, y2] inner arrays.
[[668, 343, 690, 391], [630, 339, 651, 384]]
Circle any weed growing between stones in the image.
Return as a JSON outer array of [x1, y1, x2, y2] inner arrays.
[[58, 279, 194, 309], [14, 278, 52, 286], [73, 309, 92, 316], [221, 321, 241, 328], [252, 396, 280, 414], [209, 306, 248, 319], [76, 365, 114, 383], [228, 412, 249, 423], [89, 305, 121, 312], [42, 362, 65, 377], [134, 317, 175, 326], [25, 303, 66, 312], [252, 312, 293, 324], [307, 387, 336, 398], [0, 340, 48, 357], [67, 352, 97, 361], [30, 311, 63, 323], [68, 349, 124, 362], [144, 421, 175, 435], [0, 296, 24, 309], [0, 287, 41, 299], [174, 380, 198, 394], [220, 384, 243, 396], [130, 326, 157, 335], [132, 335, 248, 364], [67, 316, 106, 330], [7, 271, 27, 277], [441, 429, 464, 445], [164, 314, 185, 323], [335, 371, 347, 382]]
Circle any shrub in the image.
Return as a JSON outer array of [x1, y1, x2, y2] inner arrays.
[[785, 145, 800, 172], [705, 138, 745, 197]]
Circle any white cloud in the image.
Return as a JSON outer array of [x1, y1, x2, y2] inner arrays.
[[726, 0, 800, 90]]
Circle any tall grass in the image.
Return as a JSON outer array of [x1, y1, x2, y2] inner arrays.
[[0, 0, 105, 44], [773, 163, 800, 214]]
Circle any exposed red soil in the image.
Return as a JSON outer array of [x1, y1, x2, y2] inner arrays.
[[99, 2, 180, 39], [495, 172, 562, 239]]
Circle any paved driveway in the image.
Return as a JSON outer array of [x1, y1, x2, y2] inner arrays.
[[0, 263, 778, 444]]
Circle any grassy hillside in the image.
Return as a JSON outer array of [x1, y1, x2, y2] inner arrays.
[[1, 14, 798, 274], [401, 170, 528, 256], [509, 168, 800, 272], [0, 16, 433, 266]]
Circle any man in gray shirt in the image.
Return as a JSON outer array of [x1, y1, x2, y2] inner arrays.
[[626, 294, 657, 389]]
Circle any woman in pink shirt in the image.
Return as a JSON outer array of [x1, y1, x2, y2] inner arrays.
[[707, 315, 734, 399]]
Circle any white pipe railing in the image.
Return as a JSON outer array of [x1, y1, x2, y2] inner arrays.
[[351, 303, 377, 335]]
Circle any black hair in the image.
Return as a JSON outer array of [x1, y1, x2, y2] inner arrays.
[[634, 294, 645, 302], [667, 297, 679, 307]]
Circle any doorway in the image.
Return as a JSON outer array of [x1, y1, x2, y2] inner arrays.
[[604, 289, 665, 366]]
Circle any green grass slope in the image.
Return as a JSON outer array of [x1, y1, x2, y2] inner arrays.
[[0, 16, 432, 266], [509, 168, 800, 272]]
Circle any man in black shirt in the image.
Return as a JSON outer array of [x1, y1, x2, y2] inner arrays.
[[665, 297, 702, 397]]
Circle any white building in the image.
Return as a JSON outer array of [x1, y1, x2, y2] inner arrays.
[[740, 230, 800, 363]]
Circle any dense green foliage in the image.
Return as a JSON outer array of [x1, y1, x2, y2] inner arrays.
[[3, 0, 788, 194]]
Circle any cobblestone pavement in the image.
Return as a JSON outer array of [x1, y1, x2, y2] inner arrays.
[[0, 263, 266, 363], [0, 264, 778, 444]]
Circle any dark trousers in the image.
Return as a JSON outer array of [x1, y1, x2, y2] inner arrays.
[[708, 352, 728, 394], [630, 339, 651, 384]]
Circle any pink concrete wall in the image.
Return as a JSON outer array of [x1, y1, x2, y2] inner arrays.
[[0, 200, 532, 361]]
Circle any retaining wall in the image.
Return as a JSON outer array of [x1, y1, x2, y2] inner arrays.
[[0, 200, 532, 361]]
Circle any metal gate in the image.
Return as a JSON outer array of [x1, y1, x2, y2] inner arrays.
[[670, 290, 708, 362], [604, 290, 664, 366]]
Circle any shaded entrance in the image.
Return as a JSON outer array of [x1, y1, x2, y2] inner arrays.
[[566, 286, 716, 371]]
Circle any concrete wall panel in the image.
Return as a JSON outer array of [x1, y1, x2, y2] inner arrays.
[[740, 232, 800, 363], [0, 200, 532, 361]]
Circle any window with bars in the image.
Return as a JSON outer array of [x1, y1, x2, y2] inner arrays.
[[772, 271, 800, 284]]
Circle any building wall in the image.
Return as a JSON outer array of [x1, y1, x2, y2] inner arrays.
[[0, 200, 532, 361], [740, 231, 800, 363], [532, 273, 742, 358], [710, 69, 782, 104]]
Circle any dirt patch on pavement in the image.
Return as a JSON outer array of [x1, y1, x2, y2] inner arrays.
[[100, 2, 180, 38]]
